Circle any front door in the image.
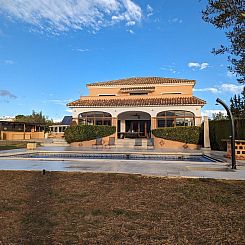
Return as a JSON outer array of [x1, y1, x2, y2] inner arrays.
[[125, 120, 151, 137]]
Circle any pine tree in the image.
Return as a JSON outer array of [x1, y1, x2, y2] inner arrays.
[[230, 88, 245, 118], [202, 0, 245, 83]]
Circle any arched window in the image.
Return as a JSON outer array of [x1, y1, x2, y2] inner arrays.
[[157, 110, 195, 128], [78, 111, 112, 126]]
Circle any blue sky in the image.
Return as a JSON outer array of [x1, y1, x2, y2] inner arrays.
[[0, 0, 243, 121]]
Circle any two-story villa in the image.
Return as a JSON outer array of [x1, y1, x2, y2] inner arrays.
[[67, 77, 205, 139]]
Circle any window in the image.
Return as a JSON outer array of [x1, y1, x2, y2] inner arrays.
[[157, 110, 195, 128], [129, 92, 148, 96], [78, 111, 112, 126], [160, 92, 182, 95]]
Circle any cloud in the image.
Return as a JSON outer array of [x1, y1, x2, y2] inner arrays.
[[125, 20, 136, 26], [146, 4, 153, 17], [0, 115, 15, 120], [227, 71, 236, 78], [160, 64, 179, 74], [188, 63, 200, 68], [0, 59, 15, 65], [75, 48, 89, 52], [66, 109, 72, 113], [188, 62, 209, 70], [50, 99, 72, 106], [221, 83, 244, 94], [168, 17, 183, 24], [0, 0, 143, 34], [53, 118, 63, 123], [193, 87, 219, 93], [201, 110, 227, 118], [111, 0, 142, 27], [0, 89, 17, 99], [4, 59, 15, 65], [194, 83, 244, 94], [127, 29, 134, 34]]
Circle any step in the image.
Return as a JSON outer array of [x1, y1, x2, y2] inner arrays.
[[115, 139, 148, 148], [41, 138, 69, 146]]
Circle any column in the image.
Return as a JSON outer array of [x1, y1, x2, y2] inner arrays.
[[121, 119, 125, 132], [203, 116, 211, 148], [195, 117, 202, 126], [72, 118, 79, 125], [151, 117, 157, 130], [23, 123, 26, 140], [112, 117, 118, 138]]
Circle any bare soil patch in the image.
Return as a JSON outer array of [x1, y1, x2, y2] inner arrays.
[[0, 171, 244, 244]]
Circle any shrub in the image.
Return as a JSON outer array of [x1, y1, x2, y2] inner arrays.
[[64, 125, 116, 144], [209, 120, 229, 151], [152, 126, 203, 145], [209, 119, 245, 151]]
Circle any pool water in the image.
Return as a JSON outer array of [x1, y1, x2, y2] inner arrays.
[[3, 152, 216, 162]]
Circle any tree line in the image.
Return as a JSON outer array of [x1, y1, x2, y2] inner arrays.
[[15, 111, 53, 125]]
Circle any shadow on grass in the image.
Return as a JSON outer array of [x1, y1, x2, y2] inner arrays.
[[18, 171, 56, 244]]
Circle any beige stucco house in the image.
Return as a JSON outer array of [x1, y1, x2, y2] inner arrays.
[[67, 77, 205, 143]]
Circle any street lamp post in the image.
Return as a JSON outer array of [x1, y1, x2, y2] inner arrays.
[[216, 98, 236, 169]]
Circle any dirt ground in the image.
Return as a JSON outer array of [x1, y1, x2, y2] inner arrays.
[[0, 171, 244, 244]]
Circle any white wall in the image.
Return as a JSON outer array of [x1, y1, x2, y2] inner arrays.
[[72, 105, 202, 119]]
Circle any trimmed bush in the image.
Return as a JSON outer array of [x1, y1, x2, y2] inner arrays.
[[152, 126, 203, 145], [64, 125, 116, 144], [209, 119, 245, 151]]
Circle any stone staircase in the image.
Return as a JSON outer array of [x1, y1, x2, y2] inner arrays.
[[42, 138, 149, 149], [42, 138, 69, 147], [53, 138, 69, 146], [115, 138, 148, 149]]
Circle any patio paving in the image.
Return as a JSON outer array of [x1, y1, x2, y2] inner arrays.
[[0, 146, 244, 180]]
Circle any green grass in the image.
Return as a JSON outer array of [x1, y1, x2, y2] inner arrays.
[[0, 141, 41, 150], [0, 144, 27, 150]]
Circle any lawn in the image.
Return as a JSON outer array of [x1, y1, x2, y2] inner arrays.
[[0, 141, 28, 151], [0, 141, 41, 150], [0, 143, 27, 150], [0, 171, 244, 244]]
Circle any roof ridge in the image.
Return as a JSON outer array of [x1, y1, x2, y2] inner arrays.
[[87, 77, 196, 86]]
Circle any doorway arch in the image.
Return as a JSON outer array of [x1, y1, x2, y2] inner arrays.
[[117, 111, 151, 138]]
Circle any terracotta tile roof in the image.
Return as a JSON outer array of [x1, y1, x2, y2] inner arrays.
[[87, 77, 195, 87], [67, 96, 206, 107]]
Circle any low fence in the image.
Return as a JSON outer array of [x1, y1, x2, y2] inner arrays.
[[0, 131, 44, 141]]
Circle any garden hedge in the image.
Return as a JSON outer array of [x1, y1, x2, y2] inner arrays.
[[64, 125, 116, 144], [152, 126, 203, 145], [209, 119, 245, 151]]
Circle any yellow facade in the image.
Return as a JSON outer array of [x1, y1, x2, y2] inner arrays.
[[87, 83, 193, 98]]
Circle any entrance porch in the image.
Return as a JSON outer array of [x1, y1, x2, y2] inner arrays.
[[117, 111, 151, 138]]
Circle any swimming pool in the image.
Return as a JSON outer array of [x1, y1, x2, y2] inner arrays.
[[0, 152, 217, 162]]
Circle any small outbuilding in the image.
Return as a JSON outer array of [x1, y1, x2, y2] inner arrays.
[[0, 121, 45, 140]]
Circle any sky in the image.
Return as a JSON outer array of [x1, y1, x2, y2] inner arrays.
[[0, 0, 244, 121]]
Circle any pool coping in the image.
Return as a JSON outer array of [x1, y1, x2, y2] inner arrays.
[[0, 150, 223, 163]]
